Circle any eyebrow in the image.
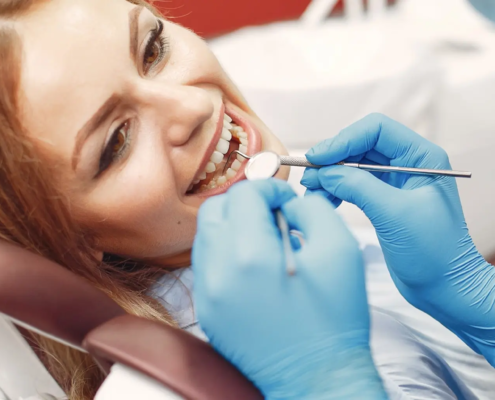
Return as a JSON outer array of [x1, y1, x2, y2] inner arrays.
[[72, 7, 144, 170], [72, 94, 121, 170], [129, 6, 144, 65]]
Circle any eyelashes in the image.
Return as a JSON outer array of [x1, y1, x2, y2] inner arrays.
[[143, 19, 169, 74], [96, 20, 169, 177], [98, 122, 131, 176]]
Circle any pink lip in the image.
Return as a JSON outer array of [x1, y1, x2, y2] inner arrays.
[[189, 102, 262, 198]]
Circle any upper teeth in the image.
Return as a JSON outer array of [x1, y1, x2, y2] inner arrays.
[[216, 138, 230, 154], [190, 111, 250, 192]]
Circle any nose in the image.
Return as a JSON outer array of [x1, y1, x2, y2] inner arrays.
[[138, 82, 214, 147]]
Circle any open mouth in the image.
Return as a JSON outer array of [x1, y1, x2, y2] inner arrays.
[[186, 106, 257, 196]]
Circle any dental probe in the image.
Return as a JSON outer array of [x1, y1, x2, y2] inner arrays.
[[225, 151, 472, 179]]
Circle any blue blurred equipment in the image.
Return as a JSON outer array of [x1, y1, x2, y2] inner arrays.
[[469, 0, 495, 23], [192, 179, 387, 400], [301, 113, 495, 367]]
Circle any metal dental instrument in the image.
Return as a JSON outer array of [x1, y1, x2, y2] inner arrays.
[[227, 149, 471, 276], [228, 149, 471, 277], [238, 151, 298, 276], [224, 150, 473, 179]]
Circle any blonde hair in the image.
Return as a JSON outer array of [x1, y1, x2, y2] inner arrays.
[[0, 1, 176, 398]]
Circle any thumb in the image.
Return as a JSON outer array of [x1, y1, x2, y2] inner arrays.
[[318, 165, 401, 216]]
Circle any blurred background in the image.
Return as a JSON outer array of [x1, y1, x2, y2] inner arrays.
[[155, 0, 495, 259]]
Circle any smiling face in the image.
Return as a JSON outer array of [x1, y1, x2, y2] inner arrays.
[[16, 0, 288, 266]]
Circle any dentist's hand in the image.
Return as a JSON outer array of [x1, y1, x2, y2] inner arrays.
[[301, 113, 495, 366], [193, 179, 387, 400]]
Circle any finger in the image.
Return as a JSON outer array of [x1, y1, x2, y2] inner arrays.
[[306, 113, 433, 166], [318, 165, 400, 216], [192, 224, 229, 300], [281, 196, 362, 283], [364, 149, 391, 166], [227, 179, 295, 267], [197, 194, 229, 228], [227, 179, 297, 219], [300, 168, 321, 190], [304, 188, 342, 208], [281, 196, 350, 246], [194, 195, 230, 287]]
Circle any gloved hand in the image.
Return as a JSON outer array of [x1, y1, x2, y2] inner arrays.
[[193, 179, 387, 400], [301, 113, 495, 366]]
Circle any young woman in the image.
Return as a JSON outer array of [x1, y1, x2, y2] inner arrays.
[[1, 0, 287, 397], [0, 0, 493, 399]]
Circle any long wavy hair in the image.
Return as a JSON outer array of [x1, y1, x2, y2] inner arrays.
[[0, 1, 176, 398]]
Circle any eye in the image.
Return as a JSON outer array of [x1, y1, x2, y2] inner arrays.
[[98, 122, 131, 175], [145, 41, 160, 65], [112, 125, 128, 154], [143, 20, 168, 74]]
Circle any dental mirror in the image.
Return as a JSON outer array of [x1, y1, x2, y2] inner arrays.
[[245, 151, 281, 180], [243, 151, 296, 275]]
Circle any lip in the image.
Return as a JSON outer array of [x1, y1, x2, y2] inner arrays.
[[188, 102, 262, 198]]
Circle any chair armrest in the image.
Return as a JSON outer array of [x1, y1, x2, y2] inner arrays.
[[83, 315, 263, 400]]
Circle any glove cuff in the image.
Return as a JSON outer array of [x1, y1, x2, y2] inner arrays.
[[249, 331, 387, 400]]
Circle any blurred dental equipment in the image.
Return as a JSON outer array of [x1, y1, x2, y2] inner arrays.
[[226, 150, 473, 178], [346, 0, 365, 20], [300, 0, 340, 26], [369, 0, 387, 17]]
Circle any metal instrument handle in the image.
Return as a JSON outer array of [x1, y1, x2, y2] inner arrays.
[[279, 156, 472, 178]]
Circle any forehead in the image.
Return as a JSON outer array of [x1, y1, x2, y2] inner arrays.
[[18, 0, 135, 159]]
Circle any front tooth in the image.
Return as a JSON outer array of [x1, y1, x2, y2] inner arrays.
[[223, 120, 233, 130], [237, 154, 245, 163], [239, 144, 247, 154], [216, 138, 230, 154], [200, 171, 207, 180], [210, 151, 224, 164], [205, 162, 216, 174], [217, 176, 227, 185], [194, 179, 200, 184], [240, 138, 248, 146], [231, 126, 243, 137], [221, 128, 232, 141], [231, 159, 242, 171], [226, 168, 236, 179], [238, 131, 248, 139], [224, 114, 232, 123], [188, 183, 194, 192]]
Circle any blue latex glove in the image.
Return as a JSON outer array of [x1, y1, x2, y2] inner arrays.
[[301, 113, 495, 366], [193, 179, 387, 400]]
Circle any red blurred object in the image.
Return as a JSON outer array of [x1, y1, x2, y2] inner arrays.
[[153, 0, 398, 38]]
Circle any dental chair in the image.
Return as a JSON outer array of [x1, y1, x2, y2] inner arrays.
[[0, 240, 262, 400]]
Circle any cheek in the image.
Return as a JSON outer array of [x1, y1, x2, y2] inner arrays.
[[75, 169, 198, 258]]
